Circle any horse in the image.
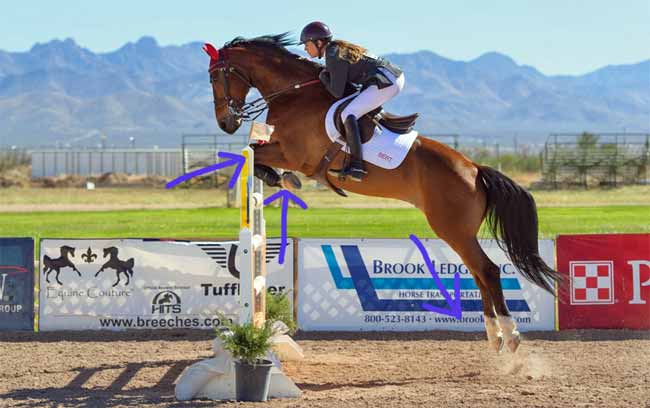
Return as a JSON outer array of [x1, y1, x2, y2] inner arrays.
[[43, 245, 81, 285], [95, 247, 135, 287], [204, 33, 559, 353]]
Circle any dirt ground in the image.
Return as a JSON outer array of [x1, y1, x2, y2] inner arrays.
[[0, 330, 648, 408]]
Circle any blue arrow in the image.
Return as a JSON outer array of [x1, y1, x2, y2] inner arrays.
[[166, 151, 246, 189], [409, 234, 462, 320], [263, 190, 308, 264]]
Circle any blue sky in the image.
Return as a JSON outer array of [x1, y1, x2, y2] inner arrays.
[[2, 0, 648, 75]]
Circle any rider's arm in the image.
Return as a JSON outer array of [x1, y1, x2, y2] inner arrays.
[[320, 45, 349, 98]]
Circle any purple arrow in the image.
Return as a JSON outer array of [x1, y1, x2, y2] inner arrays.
[[166, 151, 246, 189], [409, 234, 462, 320], [263, 190, 308, 264]]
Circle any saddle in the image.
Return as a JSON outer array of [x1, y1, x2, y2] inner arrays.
[[308, 98, 419, 198], [333, 98, 419, 143]]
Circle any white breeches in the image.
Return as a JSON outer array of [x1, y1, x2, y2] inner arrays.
[[341, 68, 405, 121]]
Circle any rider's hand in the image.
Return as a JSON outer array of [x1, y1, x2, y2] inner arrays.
[[319, 69, 330, 83]]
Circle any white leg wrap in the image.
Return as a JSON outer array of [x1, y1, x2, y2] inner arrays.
[[497, 315, 521, 353], [484, 316, 504, 353]]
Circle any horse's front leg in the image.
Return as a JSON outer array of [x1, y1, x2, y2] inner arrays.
[[251, 143, 301, 189]]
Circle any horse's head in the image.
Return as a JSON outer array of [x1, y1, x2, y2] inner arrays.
[[203, 43, 251, 134], [203, 34, 322, 135], [61, 245, 76, 257], [103, 247, 116, 258]]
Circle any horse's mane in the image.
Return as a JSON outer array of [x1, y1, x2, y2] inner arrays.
[[223, 32, 321, 76]]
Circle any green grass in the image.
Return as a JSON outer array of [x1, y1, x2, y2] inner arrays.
[[1, 206, 648, 243], [2, 185, 650, 209]]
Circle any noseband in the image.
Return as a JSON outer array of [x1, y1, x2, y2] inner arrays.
[[209, 47, 320, 122]]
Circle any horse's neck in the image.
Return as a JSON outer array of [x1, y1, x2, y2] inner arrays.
[[239, 53, 316, 98]]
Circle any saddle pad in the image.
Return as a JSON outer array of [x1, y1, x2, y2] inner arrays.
[[325, 94, 418, 170]]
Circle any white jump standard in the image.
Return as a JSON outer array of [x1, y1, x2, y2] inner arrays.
[[175, 145, 302, 402]]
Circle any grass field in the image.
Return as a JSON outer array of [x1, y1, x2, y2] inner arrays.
[[1, 185, 650, 210], [0, 185, 648, 243], [1, 205, 648, 242]]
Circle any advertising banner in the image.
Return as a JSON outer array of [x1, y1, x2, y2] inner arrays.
[[39, 238, 293, 330], [0, 238, 34, 330], [557, 234, 650, 329], [298, 238, 556, 331]]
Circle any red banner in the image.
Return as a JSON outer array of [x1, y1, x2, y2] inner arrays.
[[557, 234, 650, 329]]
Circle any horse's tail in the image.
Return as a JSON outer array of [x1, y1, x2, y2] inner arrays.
[[127, 258, 135, 275], [477, 165, 560, 294]]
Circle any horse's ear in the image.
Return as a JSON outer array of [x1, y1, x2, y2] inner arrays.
[[203, 43, 220, 60]]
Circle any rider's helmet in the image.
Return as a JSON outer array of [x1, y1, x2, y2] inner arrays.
[[300, 21, 332, 44]]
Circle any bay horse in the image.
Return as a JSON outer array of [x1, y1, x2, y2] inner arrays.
[[204, 33, 559, 353]]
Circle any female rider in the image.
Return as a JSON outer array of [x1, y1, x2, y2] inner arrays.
[[300, 21, 405, 182]]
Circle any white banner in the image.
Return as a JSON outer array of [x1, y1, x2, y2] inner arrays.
[[298, 238, 556, 331], [39, 238, 293, 331]]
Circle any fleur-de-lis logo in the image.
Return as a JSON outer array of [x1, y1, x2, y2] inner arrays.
[[81, 247, 97, 263]]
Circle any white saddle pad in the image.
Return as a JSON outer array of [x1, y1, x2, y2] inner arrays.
[[325, 93, 418, 170]]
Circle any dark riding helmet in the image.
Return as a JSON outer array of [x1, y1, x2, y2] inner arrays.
[[300, 21, 332, 44]]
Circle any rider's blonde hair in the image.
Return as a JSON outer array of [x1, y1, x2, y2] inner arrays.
[[330, 40, 367, 63]]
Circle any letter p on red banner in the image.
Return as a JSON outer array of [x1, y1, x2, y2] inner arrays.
[[557, 234, 650, 329]]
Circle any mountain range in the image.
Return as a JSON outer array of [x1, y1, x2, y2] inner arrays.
[[0, 36, 647, 148]]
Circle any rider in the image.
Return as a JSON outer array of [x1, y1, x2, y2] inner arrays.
[[300, 21, 405, 182]]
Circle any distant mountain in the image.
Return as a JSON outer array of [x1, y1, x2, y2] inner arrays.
[[0, 37, 647, 147]]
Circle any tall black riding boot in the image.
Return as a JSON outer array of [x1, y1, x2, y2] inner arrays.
[[328, 114, 367, 182]]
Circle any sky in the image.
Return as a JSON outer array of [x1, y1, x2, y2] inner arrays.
[[2, 0, 649, 75]]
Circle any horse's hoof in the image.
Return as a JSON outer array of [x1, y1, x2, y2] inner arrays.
[[489, 335, 504, 354], [505, 332, 521, 353], [280, 172, 302, 190]]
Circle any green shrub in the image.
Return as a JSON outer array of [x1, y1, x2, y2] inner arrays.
[[216, 319, 274, 364], [265, 291, 297, 334]]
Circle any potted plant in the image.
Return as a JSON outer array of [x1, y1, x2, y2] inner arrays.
[[215, 291, 298, 402], [216, 319, 275, 402]]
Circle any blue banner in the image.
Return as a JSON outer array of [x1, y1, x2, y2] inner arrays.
[[0, 238, 34, 330]]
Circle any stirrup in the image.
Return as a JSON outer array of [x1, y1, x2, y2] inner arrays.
[[328, 164, 367, 182]]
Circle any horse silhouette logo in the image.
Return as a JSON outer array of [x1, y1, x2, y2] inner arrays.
[[95, 247, 135, 287], [151, 290, 182, 314], [43, 246, 81, 285]]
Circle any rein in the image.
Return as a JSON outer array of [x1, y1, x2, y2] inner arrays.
[[209, 48, 320, 122]]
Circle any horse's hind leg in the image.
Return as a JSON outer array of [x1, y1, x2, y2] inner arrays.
[[482, 262, 521, 353], [420, 194, 514, 352], [444, 236, 507, 353], [113, 273, 121, 287]]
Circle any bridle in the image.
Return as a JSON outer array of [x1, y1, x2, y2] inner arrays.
[[208, 46, 320, 122]]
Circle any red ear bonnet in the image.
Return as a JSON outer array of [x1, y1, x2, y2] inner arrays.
[[203, 43, 220, 61]]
